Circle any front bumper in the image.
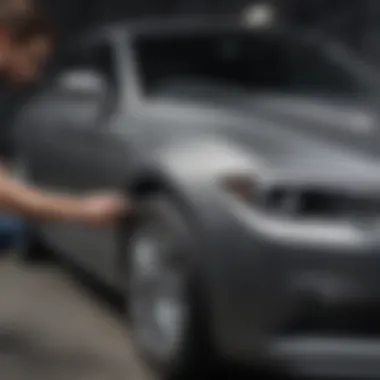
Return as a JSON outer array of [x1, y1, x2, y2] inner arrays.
[[209, 202, 380, 377], [273, 337, 380, 378]]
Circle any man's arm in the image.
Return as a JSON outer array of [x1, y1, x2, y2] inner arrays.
[[0, 169, 127, 224]]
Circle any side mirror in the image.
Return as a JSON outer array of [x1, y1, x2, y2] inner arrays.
[[56, 68, 108, 96]]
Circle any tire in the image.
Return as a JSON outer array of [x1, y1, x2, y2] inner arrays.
[[126, 196, 214, 380]]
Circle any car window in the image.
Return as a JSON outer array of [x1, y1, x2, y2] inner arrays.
[[286, 40, 359, 94], [133, 31, 365, 97]]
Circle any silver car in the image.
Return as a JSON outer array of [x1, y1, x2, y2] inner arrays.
[[14, 18, 380, 379]]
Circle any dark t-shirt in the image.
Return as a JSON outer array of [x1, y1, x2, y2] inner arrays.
[[0, 83, 32, 162]]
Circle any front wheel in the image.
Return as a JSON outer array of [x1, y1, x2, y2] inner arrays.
[[126, 196, 214, 379]]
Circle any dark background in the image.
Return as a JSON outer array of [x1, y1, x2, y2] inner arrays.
[[39, 0, 376, 59]]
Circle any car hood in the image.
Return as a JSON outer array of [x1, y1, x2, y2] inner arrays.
[[141, 91, 380, 186], [244, 94, 380, 152]]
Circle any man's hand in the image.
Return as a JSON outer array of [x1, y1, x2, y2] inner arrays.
[[0, 168, 132, 224], [79, 193, 131, 225]]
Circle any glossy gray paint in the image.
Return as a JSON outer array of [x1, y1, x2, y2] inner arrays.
[[14, 20, 380, 376]]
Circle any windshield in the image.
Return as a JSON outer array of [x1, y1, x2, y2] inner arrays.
[[133, 31, 369, 97]]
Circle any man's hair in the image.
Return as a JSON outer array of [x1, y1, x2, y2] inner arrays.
[[0, 6, 53, 44], [0, 0, 37, 14]]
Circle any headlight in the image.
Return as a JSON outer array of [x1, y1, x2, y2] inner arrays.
[[221, 174, 301, 216], [220, 173, 260, 203], [222, 174, 379, 220]]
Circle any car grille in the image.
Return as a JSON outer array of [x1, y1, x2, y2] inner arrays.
[[281, 302, 380, 337], [265, 187, 379, 220]]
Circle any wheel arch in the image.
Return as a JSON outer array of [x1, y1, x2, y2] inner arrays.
[[118, 172, 215, 340], [117, 168, 208, 281]]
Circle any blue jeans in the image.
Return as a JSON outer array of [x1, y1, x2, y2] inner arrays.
[[0, 214, 24, 251]]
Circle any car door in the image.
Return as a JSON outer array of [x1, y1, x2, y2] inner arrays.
[[25, 40, 126, 283]]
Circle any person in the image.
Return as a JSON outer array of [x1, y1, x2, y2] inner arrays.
[[0, 5, 129, 235]]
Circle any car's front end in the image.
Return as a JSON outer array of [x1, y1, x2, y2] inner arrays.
[[210, 168, 380, 378]]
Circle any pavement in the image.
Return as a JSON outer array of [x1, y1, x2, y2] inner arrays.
[[0, 257, 306, 380], [0, 256, 153, 380]]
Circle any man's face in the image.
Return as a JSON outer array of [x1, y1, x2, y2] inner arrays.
[[6, 36, 51, 85]]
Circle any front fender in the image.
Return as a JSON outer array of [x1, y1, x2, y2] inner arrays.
[[125, 137, 271, 355], [152, 137, 270, 354], [129, 136, 260, 228]]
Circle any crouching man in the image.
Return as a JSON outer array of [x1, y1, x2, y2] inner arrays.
[[0, 5, 130, 249]]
